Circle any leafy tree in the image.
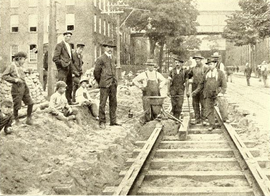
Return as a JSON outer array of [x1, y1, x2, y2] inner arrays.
[[126, 0, 199, 71]]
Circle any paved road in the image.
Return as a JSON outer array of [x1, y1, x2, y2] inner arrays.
[[226, 74, 270, 131]]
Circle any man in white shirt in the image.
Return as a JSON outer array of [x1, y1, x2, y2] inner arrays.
[[53, 31, 74, 104], [133, 59, 166, 123]]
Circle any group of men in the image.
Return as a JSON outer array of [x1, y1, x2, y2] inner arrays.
[[245, 61, 268, 87]]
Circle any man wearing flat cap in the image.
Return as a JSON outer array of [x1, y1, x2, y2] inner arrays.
[[53, 31, 74, 104], [71, 43, 85, 102], [168, 56, 192, 119], [188, 53, 208, 125], [94, 40, 119, 129]]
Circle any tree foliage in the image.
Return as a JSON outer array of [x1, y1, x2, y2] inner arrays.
[[223, 0, 270, 46], [126, 0, 199, 70]]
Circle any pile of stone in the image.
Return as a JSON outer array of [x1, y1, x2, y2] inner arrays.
[[0, 72, 46, 105]]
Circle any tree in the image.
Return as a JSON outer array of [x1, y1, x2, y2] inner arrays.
[[126, 0, 199, 71]]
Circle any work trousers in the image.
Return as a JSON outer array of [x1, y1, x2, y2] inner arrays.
[[58, 69, 73, 104], [171, 95, 184, 119], [192, 91, 205, 121], [72, 76, 80, 102], [205, 97, 215, 127], [99, 84, 117, 124], [11, 83, 34, 111], [84, 102, 98, 117]]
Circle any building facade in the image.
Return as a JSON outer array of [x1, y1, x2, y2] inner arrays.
[[0, 0, 130, 72]]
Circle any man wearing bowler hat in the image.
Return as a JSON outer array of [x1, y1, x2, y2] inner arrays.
[[211, 52, 225, 74], [168, 56, 192, 119], [72, 43, 85, 102], [188, 53, 208, 125], [53, 31, 74, 104], [94, 40, 119, 129]]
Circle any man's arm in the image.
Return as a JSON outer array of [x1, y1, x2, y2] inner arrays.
[[52, 44, 62, 67], [132, 73, 145, 89], [93, 58, 102, 84], [157, 72, 166, 89]]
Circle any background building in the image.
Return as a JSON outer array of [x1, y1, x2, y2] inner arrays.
[[0, 0, 131, 72]]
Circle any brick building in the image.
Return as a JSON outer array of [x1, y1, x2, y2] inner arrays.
[[0, 0, 131, 72]]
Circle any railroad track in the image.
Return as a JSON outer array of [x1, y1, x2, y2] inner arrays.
[[104, 98, 270, 196]]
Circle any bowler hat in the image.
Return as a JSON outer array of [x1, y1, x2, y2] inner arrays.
[[77, 43, 85, 48], [144, 58, 156, 66], [211, 52, 221, 58], [193, 54, 204, 59], [79, 77, 89, 84], [101, 40, 116, 48], [205, 58, 217, 64], [63, 31, 73, 36], [14, 52, 27, 59], [56, 81, 67, 90]]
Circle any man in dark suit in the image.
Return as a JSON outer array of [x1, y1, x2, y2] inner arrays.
[[72, 43, 85, 102], [94, 40, 120, 129], [53, 31, 74, 104]]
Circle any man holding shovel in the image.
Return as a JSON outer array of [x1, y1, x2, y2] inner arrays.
[[168, 56, 192, 119]]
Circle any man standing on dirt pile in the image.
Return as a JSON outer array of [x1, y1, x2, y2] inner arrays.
[[132, 59, 166, 124], [2, 52, 34, 125], [72, 43, 85, 102], [94, 40, 120, 129], [167, 56, 192, 119], [188, 54, 208, 125], [191, 58, 227, 131], [244, 63, 252, 86], [53, 31, 74, 105]]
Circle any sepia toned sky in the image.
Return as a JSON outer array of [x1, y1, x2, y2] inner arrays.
[[195, 0, 241, 11]]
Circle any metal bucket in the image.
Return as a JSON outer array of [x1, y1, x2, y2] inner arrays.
[[148, 96, 166, 118]]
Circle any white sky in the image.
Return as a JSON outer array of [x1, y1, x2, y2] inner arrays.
[[195, 0, 241, 11]]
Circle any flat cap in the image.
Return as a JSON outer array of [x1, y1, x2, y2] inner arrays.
[[63, 31, 73, 36], [14, 52, 27, 59], [56, 81, 67, 90], [77, 43, 85, 48]]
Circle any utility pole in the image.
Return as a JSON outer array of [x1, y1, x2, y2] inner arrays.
[[47, 0, 57, 97], [37, 0, 45, 86]]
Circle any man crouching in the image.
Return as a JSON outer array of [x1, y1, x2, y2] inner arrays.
[[49, 81, 81, 127]]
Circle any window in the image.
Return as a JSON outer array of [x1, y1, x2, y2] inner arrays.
[[103, 0, 106, 11], [94, 14, 97, 32], [66, 0, 75, 5], [94, 0, 97, 7], [108, 23, 110, 37], [29, 44, 37, 62], [70, 43, 74, 49], [10, 0, 19, 7], [66, 14, 75, 31], [104, 20, 106, 36], [10, 15, 19, 32], [99, 0, 101, 10], [99, 17, 102, 34], [111, 24, 114, 37], [10, 45, 18, 61], [28, 0, 37, 7], [29, 14, 38, 32]]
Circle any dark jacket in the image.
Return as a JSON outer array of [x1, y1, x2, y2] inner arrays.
[[190, 63, 208, 90], [72, 51, 83, 77], [244, 67, 252, 78], [94, 53, 117, 88], [193, 69, 227, 99], [53, 41, 73, 71]]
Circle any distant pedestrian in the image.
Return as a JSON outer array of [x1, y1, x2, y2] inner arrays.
[[168, 56, 192, 119], [261, 61, 268, 87], [2, 52, 34, 125], [133, 58, 166, 124], [76, 77, 99, 120], [191, 58, 227, 131], [94, 40, 120, 129], [226, 66, 233, 83], [244, 63, 252, 86], [48, 81, 81, 127], [236, 66, 239, 73], [53, 31, 74, 105], [0, 100, 14, 135], [72, 43, 85, 102]]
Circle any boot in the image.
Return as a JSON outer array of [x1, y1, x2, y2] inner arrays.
[[26, 116, 33, 125], [13, 110, 20, 125], [26, 104, 34, 125]]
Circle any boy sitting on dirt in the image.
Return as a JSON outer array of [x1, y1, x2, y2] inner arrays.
[[49, 81, 82, 127], [75, 77, 99, 120], [0, 100, 14, 135]]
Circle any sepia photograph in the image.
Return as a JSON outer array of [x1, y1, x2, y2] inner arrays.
[[0, 0, 269, 195]]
